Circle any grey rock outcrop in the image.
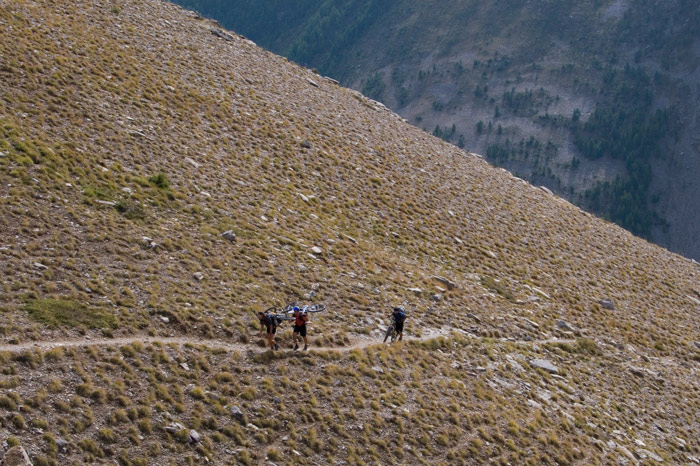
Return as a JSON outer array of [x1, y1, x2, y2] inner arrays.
[[599, 299, 615, 310], [530, 359, 558, 374], [432, 275, 457, 290], [220, 230, 236, 242]]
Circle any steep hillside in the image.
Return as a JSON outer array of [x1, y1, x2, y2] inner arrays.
[[171, 0, 700, 260], [1, 0, 700, 464]]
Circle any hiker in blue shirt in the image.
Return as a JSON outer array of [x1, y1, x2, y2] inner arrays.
[[391, 306, 407, 341]]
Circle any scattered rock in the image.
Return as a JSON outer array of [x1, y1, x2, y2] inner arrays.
[[432, 275, 457, 290], [599, 299, 615, 310], [371, 366, 384, 374], [531, 286, 550, 299], [306, 78, 319, 88], [407, 287, 422, 295], [2, 446, 32, 466], [505, 355, 524, 372], [310, 246, 322, 255], [342, 233, 358, 244], [556, 320, 575, 332], [210, 28, 234, 41], [96, 199, 116, 206], [179, 362, 189, 371], [617, 445, 636, 462], [467, 313, 481, 323], [636, 449, 663, 462], [527, 399, 543, 410], [530, 359, 558, 374], [539, 186, 553, 195], [193, 272, 204, 281], [301, 139, 311, 149], [694, 342, 700, 350], [686, 295, 700, 306], [189, 430, 201, 444], [164, 422, 186, 434], [273, 396, 282, 404], [32, 262, 48, 270], [524, 318, 539, 329], [430, 293, 442, 302], [160, 316, 170, 323], [184, 157, 200, 168], [230, 405, 245, 423], [220, 230, 236, 242], [56, 437, 69, 453], [299, 193, 310, 203]]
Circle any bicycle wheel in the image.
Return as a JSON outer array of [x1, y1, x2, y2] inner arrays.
[[264, 306, 278, 314], [384, 324, 395, 342], [282, 303, 297, 313]]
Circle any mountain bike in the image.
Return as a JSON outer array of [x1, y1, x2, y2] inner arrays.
[[263, 307, 294, 323], [265, 303, 327, 322], [280, 303, 327, 317]]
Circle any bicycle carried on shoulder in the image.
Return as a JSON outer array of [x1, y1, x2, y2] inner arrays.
[[264, 303, 327, 324]]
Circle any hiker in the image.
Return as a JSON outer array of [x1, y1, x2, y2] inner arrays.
[[391, 306, 406, 341], [257, 311, 280, 350], [292, 306, 309, 351]]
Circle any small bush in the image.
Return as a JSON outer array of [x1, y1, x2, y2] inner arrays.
[[148, 172, 169, 189]]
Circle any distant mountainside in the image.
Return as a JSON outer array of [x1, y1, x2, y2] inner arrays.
[[2, 0, 700, 464], [171, 0, 700, 260]]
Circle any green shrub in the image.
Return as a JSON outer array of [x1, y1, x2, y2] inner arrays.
[[148, 172, 169, 189]]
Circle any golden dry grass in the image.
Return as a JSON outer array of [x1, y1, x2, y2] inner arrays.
[[0, 0, 699, 464]]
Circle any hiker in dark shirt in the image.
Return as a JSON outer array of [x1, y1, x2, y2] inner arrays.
[[258, 311, 280, 350]]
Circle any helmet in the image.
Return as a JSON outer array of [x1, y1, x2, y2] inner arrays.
[[293, 306, 300, 312], [393, 306, 405, 313]]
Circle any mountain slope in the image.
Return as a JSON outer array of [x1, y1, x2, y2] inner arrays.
[[172, 0, 700, 260], [1, 0, 699, 464]]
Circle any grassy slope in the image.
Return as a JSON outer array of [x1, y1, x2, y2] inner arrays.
[[170, 0, 700, 259], [0, 0, 699, 464]]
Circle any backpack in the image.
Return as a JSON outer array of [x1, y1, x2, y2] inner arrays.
[[265, 313, 278, 327], [394, 310, 406, 324]]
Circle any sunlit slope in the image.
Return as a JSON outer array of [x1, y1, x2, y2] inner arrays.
[[0, 0, 698, 464]]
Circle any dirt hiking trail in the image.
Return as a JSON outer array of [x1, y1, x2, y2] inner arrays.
[[0, 328, 455, 354], [0, 328, 576, 355]]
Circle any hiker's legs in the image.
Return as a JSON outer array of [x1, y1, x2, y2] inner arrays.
[[396, 322, 404, 341], [301, 325, 307, 347]]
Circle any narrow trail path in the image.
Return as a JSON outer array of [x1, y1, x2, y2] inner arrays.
[[0, 328, 574, 354]]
